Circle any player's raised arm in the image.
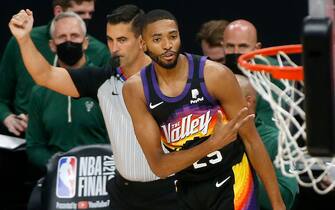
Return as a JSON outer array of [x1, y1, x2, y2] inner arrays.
[[9, 9, 79, 97]]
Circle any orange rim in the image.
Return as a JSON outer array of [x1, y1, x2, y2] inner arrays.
[[238, 44, 303, 80]]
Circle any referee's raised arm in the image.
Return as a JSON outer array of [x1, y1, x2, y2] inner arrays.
[[9, 9, 80, 97]]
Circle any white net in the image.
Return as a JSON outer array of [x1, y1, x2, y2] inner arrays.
[[238, 50, 335, 194]]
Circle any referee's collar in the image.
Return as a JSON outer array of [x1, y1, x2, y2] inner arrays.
[[116, 67, 127, 81]]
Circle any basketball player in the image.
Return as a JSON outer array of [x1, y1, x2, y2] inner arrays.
[[122, 10, 286, 210]]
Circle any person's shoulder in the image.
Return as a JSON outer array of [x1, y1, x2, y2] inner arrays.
[[85, 35, 110, 66], [123, 72, 142, 92], [3, 36, 19, 52], [205, 59, 230, 73], [29, 25, 53, 55], [125, 72, 142, 86], [256, 118, 279, 141], [122, 72, 144, 100], [30, 25, 49, 38], [204, 59, 235, 81], [31, 25, 48, 33], [87, 34, 107, 49]]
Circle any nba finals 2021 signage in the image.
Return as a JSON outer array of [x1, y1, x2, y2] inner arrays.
[[54, 154, 115, 210]]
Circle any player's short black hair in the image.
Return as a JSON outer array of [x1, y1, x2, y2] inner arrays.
[[141, 9, 178, 33], [106, 4, 144, 37]]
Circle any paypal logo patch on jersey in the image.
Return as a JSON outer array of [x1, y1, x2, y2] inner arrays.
[[190, 89, 204, 104], [56, 156, 77, 198], [191, 89, 199, 99]]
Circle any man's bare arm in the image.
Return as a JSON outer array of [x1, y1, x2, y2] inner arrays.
[[9, 9, 79, 97], [122, 74, 253, 178], [205, 61, 285, 210]]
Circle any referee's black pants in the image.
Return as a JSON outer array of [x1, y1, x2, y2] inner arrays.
[[106, 171, 179, 210]]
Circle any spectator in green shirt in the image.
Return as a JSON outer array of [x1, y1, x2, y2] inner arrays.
[[26, 12, 109, 210], [26, 11, 109, 170], [0, 0, 110, 136]]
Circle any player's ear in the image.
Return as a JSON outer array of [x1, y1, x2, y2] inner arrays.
[[82, 36, 89, 51], [139, 35, 147, 51], [53, 5, 64, 16], [255, 42, 262, 50], [142, 43, 147, 52], [245, 95, 257, 113]]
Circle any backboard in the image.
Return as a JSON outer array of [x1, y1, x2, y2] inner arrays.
[[303, 0, 335, 156]]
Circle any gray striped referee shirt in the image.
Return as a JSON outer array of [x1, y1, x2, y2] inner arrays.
[[68, 66, 159, 182]]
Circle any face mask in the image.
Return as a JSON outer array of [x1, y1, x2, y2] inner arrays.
[[56, 41, 83, 66], [224, 53, 243, 75]]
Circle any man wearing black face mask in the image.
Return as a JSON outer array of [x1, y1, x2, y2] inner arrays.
[[223, 19, 281, 127], [25, 12, 109, 210], [56, 41, 84, 66], [0, 1, 110, 208], [223, 20, 262, 75], [224, 53, 243, 75], [0, 0, 109, 137]]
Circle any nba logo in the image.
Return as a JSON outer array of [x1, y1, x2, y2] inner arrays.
[[56, 156, 77, 198]]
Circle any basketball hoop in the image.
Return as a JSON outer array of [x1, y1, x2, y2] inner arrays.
[[238, 44, 335, 194]]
